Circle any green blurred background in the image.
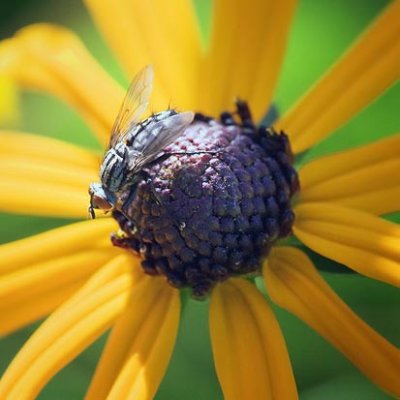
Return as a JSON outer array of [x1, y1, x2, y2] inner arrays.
[[0, 0, 399, 398]]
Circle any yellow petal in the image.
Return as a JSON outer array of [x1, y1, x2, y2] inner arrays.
[[57, 250, 141, 312], [276, 1, 400, 153], [0, 254, 141, 400], [0, 249, 116, 304], [0, 156, 97, 190], [86, 277, 180, 400], [0, 74, 18, 123], [0, 130, 101, 171], [300, 158, 400, 200], [298, 134, 400, 214], [200, 0, 297, 120], [0, 178, 87, 218], [0, 249, 122, 335], [0, 245, 123, 334], [336, 186, 400, 215], [84, 0, 201, 111], [0, 281, 82, 336], [0, 132, 101, 217], [293, 202, 400, 286], [0, 218, 117, 275], [210, 278, 298, 400], [0, 24, 124, 145], [264, 247, 400, 398], [299, 134, 400, 189]]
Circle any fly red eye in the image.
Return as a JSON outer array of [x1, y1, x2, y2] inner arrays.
[[92, 195, 112, 211]]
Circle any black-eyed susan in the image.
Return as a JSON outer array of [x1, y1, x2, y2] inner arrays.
[[0, 1, 399, 399]]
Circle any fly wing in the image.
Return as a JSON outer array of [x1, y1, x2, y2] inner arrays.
[[128, 111, 194, 173], [109, 65, 154, 148]]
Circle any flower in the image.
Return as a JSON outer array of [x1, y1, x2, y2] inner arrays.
[[0, 1, 399, 399]]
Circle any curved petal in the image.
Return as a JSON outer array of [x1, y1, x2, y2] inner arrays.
[[300, 158, 400, 200], [293, 202, 400, 286], [299, 134, 400, 189], [0, 254, 142, 400], [0, 248, 120, 335], [56, 250, 140, 312], [86, 276, 180, 400], [0, 130, 101, 171], [0, 218, 117, 275], [298, 134, 400, 214], [0, 131, 101, 217], [335, 186, 400, 215], [276, 0, 400, 153], [200, 0, 297, 120], [264, 247, 400, 398], [209, 278, 298, 400], [0, 24, 124, 145], [0, 178, 90, 218], [84, 0, 201, 111], [0, 157, 97, 189], [0, 281, 83, 337]]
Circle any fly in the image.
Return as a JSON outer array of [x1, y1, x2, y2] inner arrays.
[[88, 65, 194, 218]]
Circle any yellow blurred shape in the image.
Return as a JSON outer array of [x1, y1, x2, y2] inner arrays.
[[0, 74, 18, 124]]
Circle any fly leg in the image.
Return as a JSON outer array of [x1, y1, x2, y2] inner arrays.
[[167, 150, 222, 157], [156, 150, 224, 163]]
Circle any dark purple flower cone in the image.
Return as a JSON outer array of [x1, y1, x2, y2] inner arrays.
[[111, 104, 299, 297]]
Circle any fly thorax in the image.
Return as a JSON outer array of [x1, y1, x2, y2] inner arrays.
[[127, 110, 177, 152], [100, 146, 128, 192]]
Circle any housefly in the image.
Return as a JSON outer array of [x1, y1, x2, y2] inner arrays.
[[88, 65, 194, 218]]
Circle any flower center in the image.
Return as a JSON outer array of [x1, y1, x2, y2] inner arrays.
[[111, 102, 299, 297]]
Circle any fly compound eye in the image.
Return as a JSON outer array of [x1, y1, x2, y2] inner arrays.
[[88, 183, 115, 219], [92, 194, 113, 211]]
